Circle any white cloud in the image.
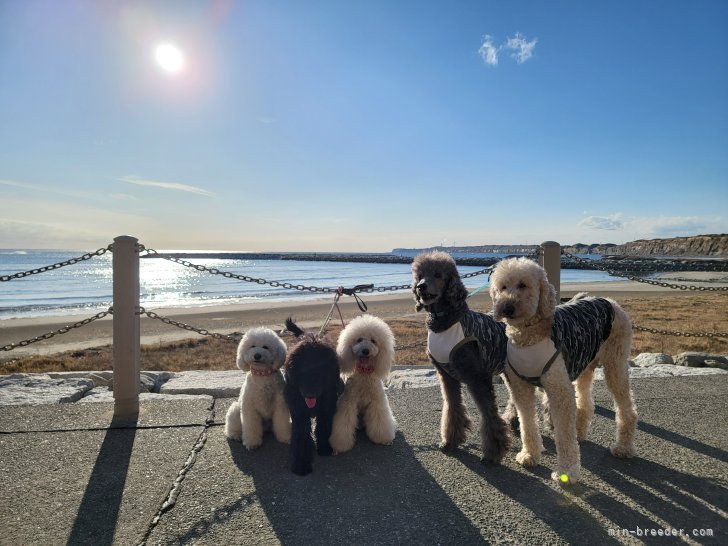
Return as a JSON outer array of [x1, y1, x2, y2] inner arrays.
[[478, 35, 500, 66], [119, 176, 214, 197], [579, 214, 624, 231], [505, 33, 538, 64]]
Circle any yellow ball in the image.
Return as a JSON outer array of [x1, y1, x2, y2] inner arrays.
[[559, 473, 569, 483]]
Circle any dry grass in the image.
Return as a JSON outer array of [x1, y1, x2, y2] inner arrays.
[[3, 294, 727, 374]]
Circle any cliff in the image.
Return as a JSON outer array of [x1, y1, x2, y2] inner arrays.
[[602, 234, 728, 258], [395, 235, 728, 258]]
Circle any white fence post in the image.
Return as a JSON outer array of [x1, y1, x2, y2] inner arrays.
[[540, 241, 561, 302], [113, 235, 140, 416]]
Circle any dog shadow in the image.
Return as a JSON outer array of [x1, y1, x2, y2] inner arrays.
[[227, 429, 486, 545]]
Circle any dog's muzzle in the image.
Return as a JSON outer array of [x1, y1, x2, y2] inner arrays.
[[415, 280, 438, 304], [501, 303, 516, 319]]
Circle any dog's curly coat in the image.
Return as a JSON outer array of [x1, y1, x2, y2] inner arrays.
[[490, 257, 637, 484], [329, 315, 397, 453], [283, 318, 343, 476], [224, 327, 291, 450], [412, 251, 512, 463]]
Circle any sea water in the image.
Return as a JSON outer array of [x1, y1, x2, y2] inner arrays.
[[0, 250, 615, 320]]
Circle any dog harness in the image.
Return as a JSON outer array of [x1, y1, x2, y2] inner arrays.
[[507, 297, 615, 387], [428, 310, 508, 376]]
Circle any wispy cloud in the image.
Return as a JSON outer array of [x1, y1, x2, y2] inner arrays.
[[478, 35, 500, 66], [505, 33, 538, 64], [118, 176, 214, 197], [479, 33, 537, 66], [579, 214, 624, 231]]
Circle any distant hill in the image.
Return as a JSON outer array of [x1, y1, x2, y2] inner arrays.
[[601, 234, 728, 258], [393, 234, 728, 258]]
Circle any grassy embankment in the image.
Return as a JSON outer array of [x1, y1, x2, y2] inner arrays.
[[3, 293, 727, 374]]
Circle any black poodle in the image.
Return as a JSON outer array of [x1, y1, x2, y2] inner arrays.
[[412, 251, 512, 464], [283, 318, 343, 476]]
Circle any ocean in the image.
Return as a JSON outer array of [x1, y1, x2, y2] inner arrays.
[[0, 250, 616, 320]]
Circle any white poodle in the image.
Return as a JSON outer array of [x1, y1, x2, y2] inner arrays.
[[224, 327, 291, 450], [329, 315, 397, 453], [490, 258, 637, 484]]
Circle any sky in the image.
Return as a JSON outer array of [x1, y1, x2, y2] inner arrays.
[[1, 0, 727, 252]]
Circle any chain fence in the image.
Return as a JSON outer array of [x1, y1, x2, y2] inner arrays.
[[2, 242, 727, 357], [562, 251, 728, 292], [0, 246, 112, 282]]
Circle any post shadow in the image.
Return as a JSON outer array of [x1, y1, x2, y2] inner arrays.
[[447, 445, 622, 544], [67, 414, 138, 546], [577, 440, 727, 545], [595, 405, 728, 463]]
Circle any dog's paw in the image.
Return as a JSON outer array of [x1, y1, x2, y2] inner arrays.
[[438, 440, 459, 453], [515, 450, 540, 467], [609, 442, 636, 458], [551, 465, 581, 485], [224, 429, 241, 442], [243, 440, 262, 451], [292, 462, 313, 476]]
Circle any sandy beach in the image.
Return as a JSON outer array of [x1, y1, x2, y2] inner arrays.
[[3, 272, 727, 362]]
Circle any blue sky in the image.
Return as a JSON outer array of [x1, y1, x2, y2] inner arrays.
[[1, 0, 726, 251]]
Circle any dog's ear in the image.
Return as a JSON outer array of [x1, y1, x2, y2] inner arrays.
[[337, 344, 355, 374], [236, 339, 250, 372], [537, 273, 558, 319], [273, 335, 287, 369], [445, 273, 468, 306], [374, 326, 396, 380]]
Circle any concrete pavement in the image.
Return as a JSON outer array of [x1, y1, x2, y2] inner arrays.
[[1, 376, 726, 545]]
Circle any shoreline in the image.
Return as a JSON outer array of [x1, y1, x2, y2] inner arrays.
[[2, 276, 726, 362]]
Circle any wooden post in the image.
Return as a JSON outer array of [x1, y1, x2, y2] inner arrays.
[[113, 235, 140, 416], [540, 241, 561, 302]]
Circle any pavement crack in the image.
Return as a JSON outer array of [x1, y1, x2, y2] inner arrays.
[[138, 400, 217, 546]]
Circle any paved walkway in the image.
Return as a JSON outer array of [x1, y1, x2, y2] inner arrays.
[[1, 376, 726, 545]]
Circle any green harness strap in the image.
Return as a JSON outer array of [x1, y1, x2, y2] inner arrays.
[[507, 347, 562, 388]]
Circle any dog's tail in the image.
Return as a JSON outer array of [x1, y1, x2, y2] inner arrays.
[[285, 317, 306, 338]]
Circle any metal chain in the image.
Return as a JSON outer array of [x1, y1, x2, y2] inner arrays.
[[562, 251, 728, 291], [632, 325, 728, 338], [1, 309, 113, 352], [138, 307, 241, 342], [1, 246, 113, 282]]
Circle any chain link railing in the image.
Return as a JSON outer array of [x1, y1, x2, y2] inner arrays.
[[632, 325, 728, 338], [0, 246, 112, 282], [562, 251, 728, 292], [3, 242, 727, 356], [1, 309, 113, 352]]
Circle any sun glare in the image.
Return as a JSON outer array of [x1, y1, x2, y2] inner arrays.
[[154, 43, 184, 73]]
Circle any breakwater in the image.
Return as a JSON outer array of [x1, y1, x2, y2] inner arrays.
[[143, 253, 728, 273]]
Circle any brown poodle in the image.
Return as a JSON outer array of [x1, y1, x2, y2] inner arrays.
[[412, 251, 511, 464]]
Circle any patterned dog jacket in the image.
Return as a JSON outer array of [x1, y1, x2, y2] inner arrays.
[[507, 297, 615, 386], [428, 310, 508, 378]]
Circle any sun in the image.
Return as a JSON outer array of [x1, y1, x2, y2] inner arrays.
[[154, 43, 184, 73]]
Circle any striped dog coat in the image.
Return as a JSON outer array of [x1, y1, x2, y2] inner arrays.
[[507, 297, 615, 386]]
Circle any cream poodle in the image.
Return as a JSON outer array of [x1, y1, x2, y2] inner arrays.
[[329, 315, 397, 453], [490, 258, 637, 484], [224, 327, 291, 450]]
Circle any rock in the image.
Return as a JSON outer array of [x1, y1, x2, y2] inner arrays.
[[633, 353, 674, 367], [387, 368, 439, 389], [159, 370, 243, 397], [79, 387, 213, 403], [0, 374, 95, 405], [674, 352, 728, 369]]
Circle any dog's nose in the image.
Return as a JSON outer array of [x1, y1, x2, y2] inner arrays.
[[416, 279, 427, 292], [503, 303, 515, 318], [362, 348, 369, 356], [254, 352, 262, 361]]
